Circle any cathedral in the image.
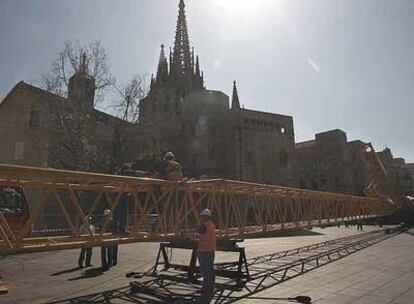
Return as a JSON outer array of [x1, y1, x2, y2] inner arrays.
[[136, 0, 296, 184], [0, 0, 295, 186], [0, 0, 412, 194]]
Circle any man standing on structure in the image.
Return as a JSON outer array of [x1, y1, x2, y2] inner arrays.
[[197, 208, 216, 303], [159, 152, 183, 181]]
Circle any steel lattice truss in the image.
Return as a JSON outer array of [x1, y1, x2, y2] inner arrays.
[[47, 229, 400, 304], [0, 164, 394, 255]]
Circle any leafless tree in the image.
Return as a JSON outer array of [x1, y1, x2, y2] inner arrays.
[[43, 40, 114, 105], [44, 102, 112, 172], [111, 75, 147, 123]]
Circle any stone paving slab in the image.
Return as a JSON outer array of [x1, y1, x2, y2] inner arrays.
[[238, 229, 414, 304], [1, 226, 412, 303]]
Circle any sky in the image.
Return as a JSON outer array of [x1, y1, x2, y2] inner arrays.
[[0, 0, 413, 162]]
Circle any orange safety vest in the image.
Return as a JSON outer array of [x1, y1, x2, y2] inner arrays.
[[198, 220, 217, 252], [165, 160, 183, 181]]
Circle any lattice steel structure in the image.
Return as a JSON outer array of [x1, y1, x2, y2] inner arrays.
[[0, 164, 394, 255]]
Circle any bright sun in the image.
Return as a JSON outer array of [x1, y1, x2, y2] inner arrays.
[[214, 0, 268, 13]]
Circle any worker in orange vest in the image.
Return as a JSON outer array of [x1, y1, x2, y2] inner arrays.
[[197, 208, 216, 303], [161, 152, 183, 181]]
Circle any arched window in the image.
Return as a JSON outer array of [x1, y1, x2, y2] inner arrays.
[[279, 149, 288, 167]]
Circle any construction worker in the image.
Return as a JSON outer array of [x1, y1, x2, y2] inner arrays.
[[197, 208, 216, 303], [160, 152, 183, 181], [78, 216, 95, 268], [101, 209, 114, 271]]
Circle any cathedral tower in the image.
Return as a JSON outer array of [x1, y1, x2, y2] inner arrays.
[[140, 0, 206, 123], [231, 80, 240, 110], [68, 53, 95, 109]]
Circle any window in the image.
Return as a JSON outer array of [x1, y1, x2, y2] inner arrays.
[[279, 149, 288, 167], [29, 110, 40, 130], [281, 127, 286, 134]]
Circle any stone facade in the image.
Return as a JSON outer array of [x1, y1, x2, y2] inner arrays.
[[0, 81, 136, 172], [135, 0, 295, 184], [295, 129, 364, 194], [0, 0, 411, 193], [295, 129, 413, 196], [0, 0, 295, 186], [376, 148, 414, 196]]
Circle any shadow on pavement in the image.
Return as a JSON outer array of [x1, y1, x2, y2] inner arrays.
[[51, 266, 83, 276], [67, 267, 104, 281], [242, 228, 324, 239]]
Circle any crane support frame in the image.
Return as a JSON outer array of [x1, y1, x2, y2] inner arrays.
[[0, 164, 394, 255]]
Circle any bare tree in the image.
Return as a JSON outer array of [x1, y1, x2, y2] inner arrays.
[[111, 75, 146, 123], [44, 102, 112, 171], [43, 40, 114, 104]]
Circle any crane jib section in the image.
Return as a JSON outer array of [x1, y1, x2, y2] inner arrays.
[[0, 164, 394, 255]]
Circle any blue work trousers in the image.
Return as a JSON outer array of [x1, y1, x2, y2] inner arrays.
[[198, 252, 215, 303]]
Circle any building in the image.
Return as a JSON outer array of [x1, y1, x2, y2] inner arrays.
[[377, 148, 414, 196], [132, 0, 295, 184], [295, 129, 368, 194], [0, 71, 136, 172], [0, 0, 296, 186], [295, 129, 414, 196]]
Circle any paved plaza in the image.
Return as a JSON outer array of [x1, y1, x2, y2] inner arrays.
[[1, 226, 413, 304]]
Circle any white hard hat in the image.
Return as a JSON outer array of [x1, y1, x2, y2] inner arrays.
[[165, 151, 174, 159], [104, 209, 111, 216], [200, 208, 212, 217]]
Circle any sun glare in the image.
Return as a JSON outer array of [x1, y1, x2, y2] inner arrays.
[[214, 0, 269, 13]]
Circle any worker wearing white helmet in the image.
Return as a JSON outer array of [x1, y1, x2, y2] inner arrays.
[[101, 209, 117, 271], [78, 215, 95, 268], [197, 208, 216, 302]]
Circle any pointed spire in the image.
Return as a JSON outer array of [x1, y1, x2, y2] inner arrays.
[[150, 74, 155, 91], [77, 52, 88, 75], [171, 0, 192, 79], [232, 80, 240, 109], [169, 47, 173, 74], [195, 55, 200, 77], [191, 47, 195, 71], [156, 44, 168, 82]]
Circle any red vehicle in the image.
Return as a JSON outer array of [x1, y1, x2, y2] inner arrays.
[[0, 186, 30, 234]]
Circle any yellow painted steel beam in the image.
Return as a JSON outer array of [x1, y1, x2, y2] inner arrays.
[[0, 163, 395, 255]]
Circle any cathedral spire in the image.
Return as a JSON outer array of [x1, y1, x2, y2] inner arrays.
[[156, 44, 168, 82], [231, 80, 240, 109], [195, 55, 200, 77], [80, 52, 87, 73], [171, 0, 192, 79]]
